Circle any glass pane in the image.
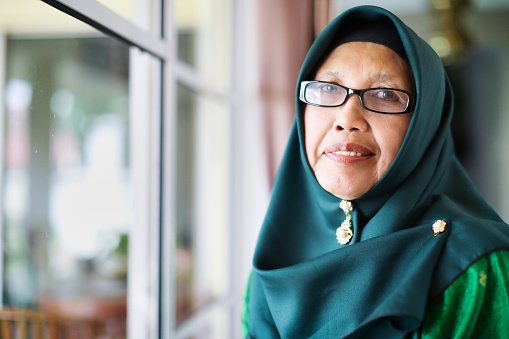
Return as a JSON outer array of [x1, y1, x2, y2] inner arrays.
[[1, 4, 130, 338], [175, 83, 229, 324], [0, 0, 94, 35], [175, 0, 231, 90], [0, 0, 149, 34], [182, 308, 227, 339], [96, 0, 135, 22]]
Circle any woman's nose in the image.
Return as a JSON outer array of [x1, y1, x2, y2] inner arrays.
[[332, 94, 369, 132]]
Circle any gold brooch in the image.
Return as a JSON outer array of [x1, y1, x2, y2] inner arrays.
[[337, 200, 353, 244], [432, 220, 447, 236], [478, 270, 487, 287]]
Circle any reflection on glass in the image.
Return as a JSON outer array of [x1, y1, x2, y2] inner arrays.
[[2, 34, 130, 337], [175, 0, 231, 90], [176, 84, 229, 325]]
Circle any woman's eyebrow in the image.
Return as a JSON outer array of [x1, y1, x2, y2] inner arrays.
[[314, 70, 342, 79], [317, 70, 395, 81], [324, 70, 341, 77], [373, 73, 394, 81]]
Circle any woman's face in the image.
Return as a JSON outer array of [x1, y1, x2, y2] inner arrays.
[[304, 42, 414, 200]]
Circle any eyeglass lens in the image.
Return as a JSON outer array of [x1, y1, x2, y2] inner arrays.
[[304, 82, 410, 113]]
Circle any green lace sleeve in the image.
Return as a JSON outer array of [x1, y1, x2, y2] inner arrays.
[[242, 272, 252, 339], [421, 250, 509, 338]]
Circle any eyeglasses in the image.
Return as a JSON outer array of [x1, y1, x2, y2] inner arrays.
[[299, 81, 415, 114]]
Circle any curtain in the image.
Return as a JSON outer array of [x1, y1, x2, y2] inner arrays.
[[257, 0, 315, 185]]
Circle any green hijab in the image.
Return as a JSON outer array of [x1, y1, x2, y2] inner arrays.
[[248, 5, 509, 339]]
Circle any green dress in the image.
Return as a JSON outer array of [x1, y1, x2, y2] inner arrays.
[[244, 250, 509, 338], [421, 250, 509, 338], [245, 5, 509, 338]]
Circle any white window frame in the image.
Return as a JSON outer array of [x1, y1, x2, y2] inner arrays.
[[34, 0, 169, 337], [36, 0, 266, 338]]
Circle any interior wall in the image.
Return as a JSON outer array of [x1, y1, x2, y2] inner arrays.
[[399, 9, 509, 222]]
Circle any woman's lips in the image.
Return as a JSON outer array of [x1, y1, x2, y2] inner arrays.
[[324, 143, 374, 163], [331, 150, 370, 156]]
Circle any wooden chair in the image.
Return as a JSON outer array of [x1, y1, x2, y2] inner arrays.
[[0, 308, 98, 339]]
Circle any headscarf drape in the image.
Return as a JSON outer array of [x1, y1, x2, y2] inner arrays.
[[249, 5, 509, 338]]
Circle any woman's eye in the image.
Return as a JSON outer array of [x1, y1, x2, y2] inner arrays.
[[321, 84, 338, 93], [377, 90, 397, 100]]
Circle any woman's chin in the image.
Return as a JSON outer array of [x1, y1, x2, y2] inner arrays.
[[317, 178, 371, 201]]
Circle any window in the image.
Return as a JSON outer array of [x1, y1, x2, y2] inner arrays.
[[3, 34, 130, 330], [173, 0, 231, 335], [0, 1, 140, 337], [0, 0, 261, 338]]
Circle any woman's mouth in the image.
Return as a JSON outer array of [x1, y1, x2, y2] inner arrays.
[[324, 143, 374, 163], [331, 151, 371, 157]]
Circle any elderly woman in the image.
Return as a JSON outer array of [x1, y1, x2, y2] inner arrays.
[[244, 5, 509, 338]]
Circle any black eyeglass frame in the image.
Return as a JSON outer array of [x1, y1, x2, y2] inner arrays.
[[299, 80, 416, 114]]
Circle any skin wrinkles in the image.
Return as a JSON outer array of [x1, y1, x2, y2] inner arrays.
[[304, 42, 414, 200], [318, 70, 409, 91]]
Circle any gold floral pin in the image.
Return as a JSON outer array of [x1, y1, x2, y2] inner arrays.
[[432, 220, 447, 236], [337, 200, 353, 244]]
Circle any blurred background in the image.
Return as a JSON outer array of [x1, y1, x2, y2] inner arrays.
[[0, 0, 507, 338]]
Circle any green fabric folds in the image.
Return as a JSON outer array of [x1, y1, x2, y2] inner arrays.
[[248, 5, 509, 339], [421, 250, 509, 338]]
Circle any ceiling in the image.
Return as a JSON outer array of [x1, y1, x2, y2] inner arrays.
[[0, 0, 132, 35], [1, 0, 508, 36], [333, 0, 509, 15]]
